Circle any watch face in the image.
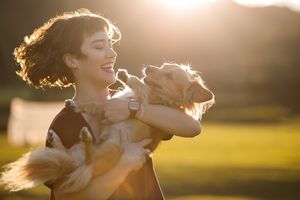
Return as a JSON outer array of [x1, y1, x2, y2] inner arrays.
[[129, 100, 140, 111]]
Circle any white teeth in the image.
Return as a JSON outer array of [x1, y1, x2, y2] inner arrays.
[[101, 63, 113, 69]]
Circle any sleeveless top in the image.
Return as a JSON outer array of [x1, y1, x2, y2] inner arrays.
[[45, 91, 173, 200]]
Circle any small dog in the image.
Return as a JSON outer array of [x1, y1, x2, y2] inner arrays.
[[0, 63, 214, 193]]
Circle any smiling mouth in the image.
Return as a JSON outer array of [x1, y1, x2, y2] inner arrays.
[[100, 62, 114, 73], [101, 62, 114, 68]]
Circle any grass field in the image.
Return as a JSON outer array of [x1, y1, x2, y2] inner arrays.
[[0, 120, 300, 200]]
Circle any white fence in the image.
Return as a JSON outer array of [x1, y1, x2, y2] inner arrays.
[[7, 98, 64, 146]]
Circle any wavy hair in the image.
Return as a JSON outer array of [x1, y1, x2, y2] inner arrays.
[[14, 8, 121, 88]]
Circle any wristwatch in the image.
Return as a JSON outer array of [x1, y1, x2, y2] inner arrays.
[[128, 98, 140, 118]]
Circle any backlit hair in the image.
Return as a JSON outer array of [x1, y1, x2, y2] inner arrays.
[[14, 8, 121, 88]]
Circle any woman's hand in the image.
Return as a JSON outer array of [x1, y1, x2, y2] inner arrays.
[[55, 130, 152, 200], [117, 129, 152, 172], [102, 98, 130, 124]]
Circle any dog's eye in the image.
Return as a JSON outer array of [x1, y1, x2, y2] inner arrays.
[[165, 73, 173, 80]]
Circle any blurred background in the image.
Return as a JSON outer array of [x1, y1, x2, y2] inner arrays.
[[0, 0, 299, 199]]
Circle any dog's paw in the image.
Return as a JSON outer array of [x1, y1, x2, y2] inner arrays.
[[46, 129, 55, 144], [117, 69, 129, 83], [47, 129, 67, 150], [79, 127, 93, 143]]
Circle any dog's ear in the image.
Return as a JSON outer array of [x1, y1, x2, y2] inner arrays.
[[116, 69, 129, 84], [188, 81, 214, 103]]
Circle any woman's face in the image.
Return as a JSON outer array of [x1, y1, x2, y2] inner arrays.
[[74, 30, 117, 87]]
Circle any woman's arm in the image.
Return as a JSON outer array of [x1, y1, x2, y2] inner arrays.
[[103, 99, 201, 138], [54, 162, 129, 200], [54, 132, 152, 200], [55, 162, 131, 200], [136, 103, 201, 137]]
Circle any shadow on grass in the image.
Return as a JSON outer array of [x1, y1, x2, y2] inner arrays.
[[1, 167, 299, 200], [157, 166, 300, 200]]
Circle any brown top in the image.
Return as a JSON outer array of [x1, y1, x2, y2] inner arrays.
[[45, 97, 173, 200]]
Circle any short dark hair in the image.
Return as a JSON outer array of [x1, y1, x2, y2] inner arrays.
[[14, 8, 121, 88]]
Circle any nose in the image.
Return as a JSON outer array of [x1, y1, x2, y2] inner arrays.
[[106, 47, 117, 58]]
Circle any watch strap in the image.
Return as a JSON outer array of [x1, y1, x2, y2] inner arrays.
[[128, 98, 140, 118]]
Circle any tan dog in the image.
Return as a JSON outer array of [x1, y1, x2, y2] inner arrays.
[[0, 63, 214, 193]]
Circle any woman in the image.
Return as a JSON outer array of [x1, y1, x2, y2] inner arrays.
[[14, 9, 201, 200]]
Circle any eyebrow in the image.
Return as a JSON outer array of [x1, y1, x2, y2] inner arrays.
[[90, 39, 112, 44]]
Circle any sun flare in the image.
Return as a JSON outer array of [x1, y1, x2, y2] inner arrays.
[[158, 0, 218, 10], [157, 0, 300, 12]]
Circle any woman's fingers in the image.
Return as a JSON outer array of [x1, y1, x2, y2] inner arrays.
[[137, 138, 152, 147], [119, 129, 129, 145], [118, 135, 152, 172], [143, 148, 151, 155], [145, 148, 151, 154]]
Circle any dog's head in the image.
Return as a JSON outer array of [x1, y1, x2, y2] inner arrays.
[[143, 63, 214, 119]]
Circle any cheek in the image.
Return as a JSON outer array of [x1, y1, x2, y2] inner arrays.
[[93, 49, 106, 58], [87, 51, 106, 64], [82, 48, 106, 62], [78, 61, 100, 81], [80, 52, 106, 70], [80, 60, 98, 76]]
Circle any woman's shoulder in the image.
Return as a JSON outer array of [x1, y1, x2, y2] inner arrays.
[[46, 105, 88, 149]]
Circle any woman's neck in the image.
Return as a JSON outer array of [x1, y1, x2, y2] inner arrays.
[[72, 83, 110, 103]]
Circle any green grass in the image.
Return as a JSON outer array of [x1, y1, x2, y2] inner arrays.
[[1, 120, 300, 200], [154, 121, 300, 200]]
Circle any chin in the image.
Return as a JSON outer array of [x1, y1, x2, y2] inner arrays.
[[103, 75, 117, 87], [106, 79, 116, 87]]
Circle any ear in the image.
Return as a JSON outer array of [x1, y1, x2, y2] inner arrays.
[[116, 69, 129, 84], [188, 81, 214, 103], [62, 53, 79, 69]]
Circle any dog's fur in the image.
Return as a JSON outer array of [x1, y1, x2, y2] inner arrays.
[[0, 63, 214, 193]]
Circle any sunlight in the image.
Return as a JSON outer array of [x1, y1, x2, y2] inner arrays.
[[234, 0, 281, 7], [234, 0, 300, 11], [157, 0, 300, 12], [158, 0, 218, 10]]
